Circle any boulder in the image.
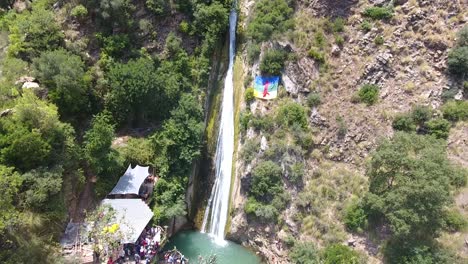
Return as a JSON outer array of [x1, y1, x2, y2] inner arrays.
[[22, 81, 40, 89]]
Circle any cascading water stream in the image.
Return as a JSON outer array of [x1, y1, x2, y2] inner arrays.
[[201, 7, 237, 244]]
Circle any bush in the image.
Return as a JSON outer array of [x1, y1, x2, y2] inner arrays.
[[444, 209, 466, 232], [336, 115, 348, 138], [360, 20, 372, 32], [374, 35, 384, 45], [241, 138, 260, 163], [426, 118, 451, 139], [260, 49, 287, 76], [411, 105, 432, 125], [247, 0, 294, 42], [447, 47, 468, 75], [71, 4, 88, 19], [289, 242, 320, 264], [358, 84, 379, 105], [250, 161, 283, 200], [289, 163, 304, 184], [146, 0, 169, 16], [247, 43, 261, 64], [392, 114, 416, 132], [335, 35, 344, 46], [245, 197, 260, 215], [323, 244, 362, 264], [455, 25, 468, 47], [362, 6, 393, 20], [245, 87, 255, 103], [307, 93, 321, 107], [308, 48, 326, 63], [442, 100, 468, 121], [179, 20, 190, 34], [276, 102, 308, 129], [314, 31, 326, 48], [344, 201, 368, 232], [332, 17, 345, 33]]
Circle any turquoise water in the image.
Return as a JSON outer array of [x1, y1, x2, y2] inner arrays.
[[163, 231, 261, 264]]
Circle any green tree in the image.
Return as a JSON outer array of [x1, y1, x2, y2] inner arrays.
[[260, 49, 287, 76], [117, 137, 154, 166], [447, 47, 468, 76], [247, 0, 294, 42], [323, 244, 362, 264], [0, 165, 22, 235], [392, 114, 416, 132], [426, 118, 451, 139], [250, 160, 282, 200], [276, 102, 308, 129], [32, 49, 90, 117], [442, 100, 468, 122], [7, 7, 64, 60], [364, 133, 466, 239], [21, 166, 63, 210], [146, 0, 170, 16], [152, 178, 186, 226], [289, 242, 320, 264], [193, 2, 229, 55]]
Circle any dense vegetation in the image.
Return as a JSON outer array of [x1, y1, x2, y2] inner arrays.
[[0, 0, 231, 262]]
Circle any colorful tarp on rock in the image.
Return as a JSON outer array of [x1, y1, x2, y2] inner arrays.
[[253, 76, 279, 100]]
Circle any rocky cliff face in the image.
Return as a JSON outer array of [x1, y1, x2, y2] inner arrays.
[[229, 0, 467, 263]]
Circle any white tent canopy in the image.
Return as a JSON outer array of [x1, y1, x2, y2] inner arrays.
[[109, 164, 150, 195], [102, 199, 153, 244]]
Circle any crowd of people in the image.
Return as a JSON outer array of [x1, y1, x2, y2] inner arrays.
[[163, 249, 189, 264]]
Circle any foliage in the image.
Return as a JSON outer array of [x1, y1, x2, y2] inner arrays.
[[83, 113, 117, 176], [179, 20, 190, 34], [447, 47, 468, 75], [117, 137, 154, 166], [360, 20, 372, 32], [364, 132, 466, 239], [146, 0, 170, 16], [442, 100, 468, 122], [7, 6, 64, 60], [241, 138, 260, 163], [245, 87, 255, 103], [152, 178, 186, 223], [362, 6, 393, 20], [384, 240, 458, 264], [308, 48, 326, 64], [32, 49, 89, 117], [289, 242, 320, 264], [70, 4, 88, 19], [152, 94, 204, 177], [247, 0, 294, 42], [260, 49, 287, 76], [331, 17, 345, 33], [192, 2, 229, 55], [411, 105, 432, 125], [21, 166, 63, 210], [344, 200, 367, 233], [307, 93, 321, 107], [276, 102, 308, 129], [426, 118, 451, 139], [357, 84, 379, 105], [374, 35, 384, 45], [455, 25, 468, 47], [443, 209, 466, 232], [97, 0, 135, 30], [0, 165, 22, 235], [323, 244, 362, 264], [247, 43, 261, 64], [392, 114, 416, 132], [250, 160, 283, 200], [288, 163, 304, 184], [335, 35, 344, 46], [96, 33, 130, 58]]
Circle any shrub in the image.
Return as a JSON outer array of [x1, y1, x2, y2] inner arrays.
[[314, 31, 326, 48], [335, 35, 344, 46], [336, 115, 348, 138], [245, 197, 260, 215], [250, 161, 282, 200], [179, 20, 190, 34], [241, 138, 260, 163], [392, 114, 416, 132], [146, 0, 169, 16], [362, 6, 393, 20], [250, 114, 275, 132], [344, 201, 368, 232], [245, 87, 255, 103], [426, 118, 451, 139], [411, 105, 432, 125], [447, 47, 468, 75], [360, 20, 372, 32], [276, 102, 308, 129], [444, 209, 466, 232], [71, 4, 88, 19], [374, 35, 384, 45], [247, 43, 261, 64], [308, 48, 326, 63], [289, 242, 320, 264], [323, 244, 362, 264], [358, 84, 379, 105], [442, 100, 468, 121], [289, 163, 304, 184], [240, 111, 252, 131], [260, 50, 287, 76], [307, 93, 321, 107], [455, 25, 468, 47], [95, 33, 130, 58], [332, 17, 345, 33], [247, 0, 294, 42]]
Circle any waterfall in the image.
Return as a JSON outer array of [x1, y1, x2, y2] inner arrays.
[[201, 7, 237, 244]]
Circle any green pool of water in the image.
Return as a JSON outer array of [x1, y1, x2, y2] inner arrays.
[[163, 231, 261, 264]]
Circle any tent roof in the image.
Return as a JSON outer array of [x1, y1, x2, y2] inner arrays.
[[102, 199, 153, 244], [109, 165, 150, 195]]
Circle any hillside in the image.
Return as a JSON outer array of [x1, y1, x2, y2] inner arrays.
[[229, 0, 468, 263]]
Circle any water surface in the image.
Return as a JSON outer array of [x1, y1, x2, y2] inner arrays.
[[164, 231, 261, 264]]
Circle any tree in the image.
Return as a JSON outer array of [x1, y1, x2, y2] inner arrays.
[[32, 49, 90, 117], [192, 2, 229, 55], [447, 47, 468, 76], [260, 49, 287, 76], [364, 133, 466, 239], [247, 0, 294, 42], [0, 165, 22, 235], [117, 137, 154, 166], [289, 242, 320, 264], [250, 160, 282, 200], [276, 102, 308, 129], [83, 113, 116, 176], [7, 7, 63, 60], [426, 118, 451, 139], [21, 166, 63, 210], [442, 100, 468, 122], [323, 244, 362, 264]]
